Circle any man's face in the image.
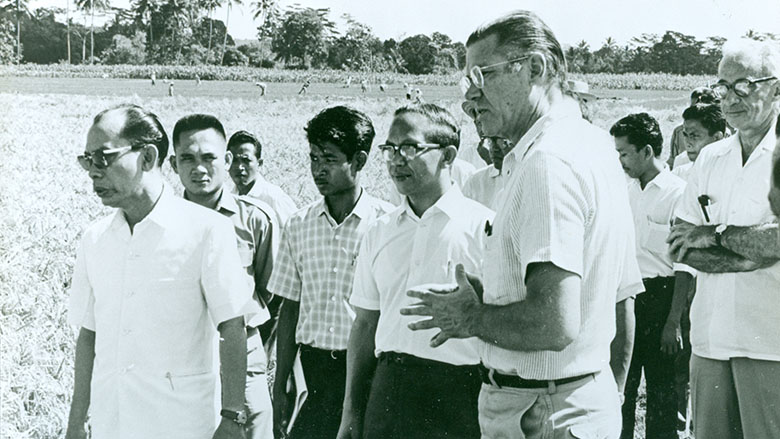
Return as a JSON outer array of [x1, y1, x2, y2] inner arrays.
[[614, 136, 650, 179], [385, 113, 448, 198], [228, 142, 261, 190], [464, 34, 531, 140], [84, 113, 147, 210], [682, 119, 721, 162], [718, 59, 779, 132], [309, 141, 357, 196], [172, 128, 230, 197]]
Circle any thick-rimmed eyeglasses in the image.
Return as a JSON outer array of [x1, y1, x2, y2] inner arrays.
[[77, 145, 142, 170], [711, 76, 777, 98], [459, 56, 531, 96], [377, 143, 445, 162]]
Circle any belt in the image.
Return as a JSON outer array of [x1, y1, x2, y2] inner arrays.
[[299, 344, 346, 360], [477, 364, 593, 389], [378, 351, 475, 370]]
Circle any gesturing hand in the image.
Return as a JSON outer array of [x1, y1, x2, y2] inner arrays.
[[400, 264, 483, 347]]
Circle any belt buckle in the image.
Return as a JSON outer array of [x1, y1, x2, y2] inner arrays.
[[487, 368, 501, 388]]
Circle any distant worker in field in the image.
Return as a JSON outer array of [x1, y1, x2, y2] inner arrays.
[[255, 82, 267, 96], [269, 106, 393, 439], [170, 114, 275, 439], [196, 75, 201, 86], [168, 82, 174, 97], [337, 103, 492, 439], [66, 104, 252, 439], [298, 79, 311, 95], [413, 88, 423, 103], [361, 80, 368, 93], [671, 103, 727, 181], [667, 87, 720, 169], [345, 76, 353, 88], [404, 84, 413, 100], [150, 71, 156, 86], [379, 83, 387, 92]]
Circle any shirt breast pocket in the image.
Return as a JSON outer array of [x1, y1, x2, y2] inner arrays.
[[643, 219, 671, 255], [237, 241, 254, 271]]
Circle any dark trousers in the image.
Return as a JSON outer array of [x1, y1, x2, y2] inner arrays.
[[621, 277, 679, 439], [288, 345, 347, 439], [363, 352, 481, 439]]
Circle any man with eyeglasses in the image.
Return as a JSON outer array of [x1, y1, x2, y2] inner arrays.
[[66, 105, 252, 439], [337, 103, 491, 439], [667, 39, 780, 439], [400, 11, 641, 438]]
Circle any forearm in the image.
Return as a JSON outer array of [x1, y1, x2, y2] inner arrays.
[[681, 247, 771, 273], [342, 313, 379, 417], [217, 316, 247, 411], [666, 271, 694, 324], [610, 298, 634, 394], [67, 328, 95, 430], [721, 223, 780, 261], [272, 299, 299, 395]]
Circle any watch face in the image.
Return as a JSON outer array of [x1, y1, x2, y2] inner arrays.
[[222, 409, 247, 425], [236, 411, 247, 424]]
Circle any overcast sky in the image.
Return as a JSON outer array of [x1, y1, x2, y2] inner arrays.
[[34, 0, 780, 48]]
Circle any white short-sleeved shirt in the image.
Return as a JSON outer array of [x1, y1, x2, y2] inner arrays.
[[672, 161, 694, 182], [388, 158, 477, 205], [675, 125, 780, 361], [67, 186, 253, 439], [242, 174, 298, 227], [350, 186, 494, 365], [673, 151, 691, 169], [462, 164, 504, 210], [627, 170, 686, 279], [480, 100, 642, 380], [267, 191, 393, 350]]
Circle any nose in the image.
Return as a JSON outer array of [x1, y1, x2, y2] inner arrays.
[[88, 164, 103, 180], [464, 80, 481, 102]]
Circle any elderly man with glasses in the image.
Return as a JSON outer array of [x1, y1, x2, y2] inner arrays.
[[400, 11, 641, 439], [667, 39, 780, 439], [66, 105, 254, 439]]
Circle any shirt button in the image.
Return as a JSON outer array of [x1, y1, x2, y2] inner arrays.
[[328, 327, 335, 333], [330, 295, 336, 301], [332, 267, 338, 273], [334, 235, 340, 240]]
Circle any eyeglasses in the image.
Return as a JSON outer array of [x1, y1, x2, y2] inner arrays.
[[459, 56, 531, 96], [77, 145, 142, 170], [710, 76, 777, 98], [377, 143, 445, 162]]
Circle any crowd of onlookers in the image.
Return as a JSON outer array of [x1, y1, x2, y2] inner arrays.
[[63, 9, 780, 439]]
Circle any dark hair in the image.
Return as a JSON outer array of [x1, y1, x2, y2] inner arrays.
[[228, 130, 262, 159], [466, 10, 567, 86], [609, 113, 664, 157], [305, 106, 375, 160], [172, 114, 226, 149], [394, 103, 461, 149], [690, 87, 720, 105], [93, 104, 169, 166], [682, 103, 727, 135]]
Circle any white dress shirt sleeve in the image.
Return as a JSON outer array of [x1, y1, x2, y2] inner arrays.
[[675, 158, 705, 226], [349, 234, 381, 310], [67, 237, 96, 331]]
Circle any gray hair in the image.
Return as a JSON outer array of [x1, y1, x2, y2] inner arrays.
[[719, 39, 780, 78], [466, 10, 567, 86]]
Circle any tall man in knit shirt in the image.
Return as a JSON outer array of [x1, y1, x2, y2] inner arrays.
[[668, 39, 780, 438], [338, 104, 493, 439], [610, 113, 687, 439], [170, 114, 275, 439], [401, 11, 641, 438], [268, 106, 392, 439]]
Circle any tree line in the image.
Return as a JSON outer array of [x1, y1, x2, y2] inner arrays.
[[0, 0, 777, 75]]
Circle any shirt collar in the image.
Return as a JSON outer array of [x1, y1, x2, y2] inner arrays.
[[646, 168, 677, 190], [505, 98, 582, 165], [398, 185, 464, 223], [714, 120, 778, 158], [310, 188, 371, 222], [214, 189, 239, 215], [488, 165, 501, 178]]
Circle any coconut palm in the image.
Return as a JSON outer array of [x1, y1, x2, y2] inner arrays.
[[75, 0, 109, 63], [199, 0, 221, 59], [218, 0, 241, 65]]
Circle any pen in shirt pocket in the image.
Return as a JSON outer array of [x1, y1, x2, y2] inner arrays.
[[697, 195, 712, 223]]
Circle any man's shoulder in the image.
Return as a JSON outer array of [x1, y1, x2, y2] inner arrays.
[[81, 212, 119, 240], [695, 136, 733, 164], [236, 194, 274, 223]]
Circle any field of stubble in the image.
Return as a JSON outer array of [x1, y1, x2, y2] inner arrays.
[[0, 78, 690, 438]]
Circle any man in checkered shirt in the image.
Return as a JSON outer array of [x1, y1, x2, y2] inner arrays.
[[269, 106, 392, 439]]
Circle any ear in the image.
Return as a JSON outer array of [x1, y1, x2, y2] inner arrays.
[[642, 144, 654, 160], [527, 52, 547, 82], [352, 150, 368, 172], [224, 150, 233, 168], [141, 144, 159, 171], [258, 158, 264, 167], [440, 145, 457, 168], [169, 155, 178, 174]]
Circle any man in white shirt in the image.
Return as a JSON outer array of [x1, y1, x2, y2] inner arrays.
[[401, 11, 642, 438], [610, 112, 687, 439], [667, 87, 721, 170], [668, 39, 780, 439], [338, 104, 492, 439], [671, 103, 727, 181], [65, 105, 250, 439]]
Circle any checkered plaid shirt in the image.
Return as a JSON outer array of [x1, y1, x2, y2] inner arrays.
[[268, 190, 393, 350]]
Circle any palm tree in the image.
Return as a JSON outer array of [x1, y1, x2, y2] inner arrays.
[[12, 0, 30, 61], [75, 0, 109, 63], [199, 0, 221, 60], [251, 0, 274, 25], [65, 0, 71, 63], [131, 0, 158, 49], [219, 0, 241, 65]]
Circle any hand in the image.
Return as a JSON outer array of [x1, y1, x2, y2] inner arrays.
[[668, 223, 716, 261], [272, 386, 292, 438], [212, 418, 246, 439], [400, 264, 482, 347], [660, 319, 684, 355], [336, 411, 363, 439]]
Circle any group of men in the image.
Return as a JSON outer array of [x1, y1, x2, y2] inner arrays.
[[65, 9, 780, 439]]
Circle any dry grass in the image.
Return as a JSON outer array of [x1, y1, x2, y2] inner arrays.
[[1, 85, 687, 438]]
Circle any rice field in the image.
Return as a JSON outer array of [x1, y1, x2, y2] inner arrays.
[[0, 77, 691, 438]]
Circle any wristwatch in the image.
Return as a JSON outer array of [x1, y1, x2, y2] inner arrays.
[[220, 409, 248, 425], [714, 224, 728, 246]]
